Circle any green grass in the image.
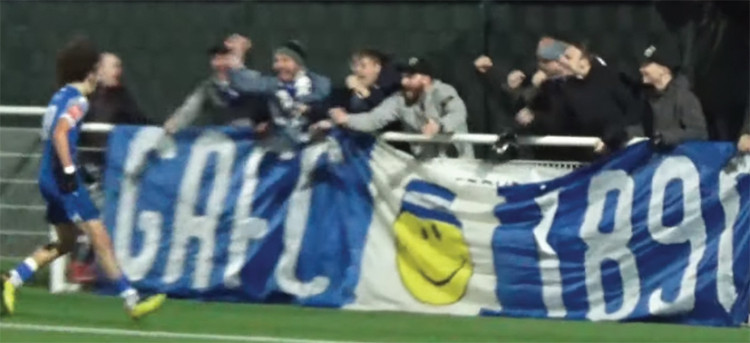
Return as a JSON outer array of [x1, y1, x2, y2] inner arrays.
[[0, 329, 212, 343], [0, 288, 747, 343]]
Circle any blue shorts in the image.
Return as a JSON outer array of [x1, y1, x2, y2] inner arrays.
[[40, 183, 100, 225]]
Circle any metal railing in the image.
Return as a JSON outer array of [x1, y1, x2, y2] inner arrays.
[[0, 105, 644, 146]]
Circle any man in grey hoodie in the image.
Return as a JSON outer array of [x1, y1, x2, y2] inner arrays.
[[639, 40, 708, 148], [330, 57, 473, 159], [164, 43, 259, 133]]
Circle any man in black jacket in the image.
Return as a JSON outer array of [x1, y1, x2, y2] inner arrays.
[[474, 36, 570, 131], [345, 49, 401, 114], [75, 52, 150, 283], [85, 53, 149, 126], [80, 52, 150, 185], [334, 49, 407, 151], [81, 53, 149, 158], [557, 43, 643, 154]]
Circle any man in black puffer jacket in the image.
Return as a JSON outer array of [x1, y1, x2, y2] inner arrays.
[[557, 42, 643, 155]]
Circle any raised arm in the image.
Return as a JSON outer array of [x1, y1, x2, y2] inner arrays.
[[227, 68, 278, 95]]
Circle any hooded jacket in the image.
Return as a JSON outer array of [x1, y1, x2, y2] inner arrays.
[[348, 63, 401, 114], [648, 74, 708, 145], [558, 60, 639, 150], [166, 75, 262, 131]]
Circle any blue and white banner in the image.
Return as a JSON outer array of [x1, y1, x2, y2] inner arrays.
[[105, 126, 750, 327]]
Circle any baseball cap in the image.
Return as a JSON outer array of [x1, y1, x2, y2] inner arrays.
[[536, 37, 568, 61], [397, 57, 433, 77]]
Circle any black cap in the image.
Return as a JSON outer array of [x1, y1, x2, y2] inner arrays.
[[397, 57, 433, 77], [640, 40, 681, 71], [208, 43, 231, 56]]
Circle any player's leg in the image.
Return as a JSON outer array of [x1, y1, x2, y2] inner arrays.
[[70, 165, 102, 282], [2, 223, 78, 315], [77, 219, 165, 319]]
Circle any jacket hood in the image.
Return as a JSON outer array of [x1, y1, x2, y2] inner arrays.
[[669, 74, 690, 91], [376, 63, 402, 90]]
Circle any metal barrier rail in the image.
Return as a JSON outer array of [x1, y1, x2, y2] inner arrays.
[[0, 105, 47, 115], [1, 104, 647, 147]]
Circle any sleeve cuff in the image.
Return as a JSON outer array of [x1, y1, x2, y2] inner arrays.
[[60, 114, 76, 126]]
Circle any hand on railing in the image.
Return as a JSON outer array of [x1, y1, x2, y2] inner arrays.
[[163, 119, 178, 135], [593, 139, 607, 154], [739, 135, 750, 153], [421, 119, 440, 137], [329, 108, 349, 126], [493, 131, 519, 161]]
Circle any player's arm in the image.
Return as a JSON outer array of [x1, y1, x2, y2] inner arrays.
[[53, 105, 84, 193], [52, 118, 75, 170], [163, 83, 208, 134]]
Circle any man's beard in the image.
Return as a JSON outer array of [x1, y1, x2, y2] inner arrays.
[[403, 86, 423, 102]]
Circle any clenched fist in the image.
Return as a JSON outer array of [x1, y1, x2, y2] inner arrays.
[[421, 119, 441, 137], [515, 108, 534, 126], [531, 70, 548, 88], [593, 139, 608, 154], [346, 75, 370, 98], [345, 75, 360, 90], [329, 108, 349, 125], [474, 55, 493, 73], [225, 34, 252, 56], [507, 70, 526, 89]]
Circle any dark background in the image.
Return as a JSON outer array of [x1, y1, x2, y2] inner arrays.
[[1, 0, 747, 142]]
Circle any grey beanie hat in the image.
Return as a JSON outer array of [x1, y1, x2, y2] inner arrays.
[[274, 40, 306, 66]]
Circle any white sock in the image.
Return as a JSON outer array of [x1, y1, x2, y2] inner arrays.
[[8, 270, 24, 288], [121, 288, 139, 310], [8, 258, 38, 288], [24, 258, 39, 272]]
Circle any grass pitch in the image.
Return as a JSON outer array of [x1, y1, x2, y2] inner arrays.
[[0, 287, 747, 343]]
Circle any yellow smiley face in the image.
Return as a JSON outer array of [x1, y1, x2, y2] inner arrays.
[[394, 211, 473, 305]]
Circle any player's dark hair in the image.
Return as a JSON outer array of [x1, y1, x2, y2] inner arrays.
[[56, 36, 100, 87]]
